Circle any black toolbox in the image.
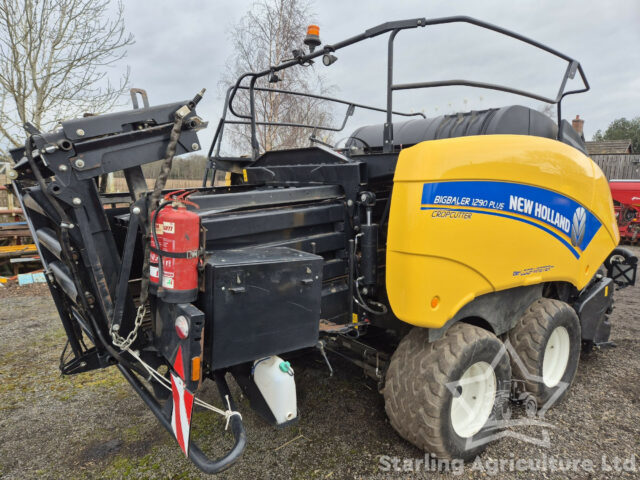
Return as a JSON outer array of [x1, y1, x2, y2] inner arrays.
[[202, 247, 323, 369]]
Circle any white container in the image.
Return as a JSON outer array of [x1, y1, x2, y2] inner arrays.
[[253, 356, 297, 424]]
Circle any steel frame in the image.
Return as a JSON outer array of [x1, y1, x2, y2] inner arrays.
[[208, 15, 589, 166]]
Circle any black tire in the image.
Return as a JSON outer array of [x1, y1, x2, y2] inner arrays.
[[507, 298, 581, 407], [384, 323, 511, 461]]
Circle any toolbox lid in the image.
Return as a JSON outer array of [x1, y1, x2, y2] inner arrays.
[[205, 246, 322, 267]]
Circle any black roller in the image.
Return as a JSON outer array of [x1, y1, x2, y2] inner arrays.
[[347, 105, 586, 154]]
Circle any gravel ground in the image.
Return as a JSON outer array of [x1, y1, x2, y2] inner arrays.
[[1, 247, 638, 480]]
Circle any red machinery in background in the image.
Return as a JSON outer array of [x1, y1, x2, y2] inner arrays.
[[610, 180, 640, 244]]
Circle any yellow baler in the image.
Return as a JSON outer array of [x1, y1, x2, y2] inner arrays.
[[387, 134, 619, 329]]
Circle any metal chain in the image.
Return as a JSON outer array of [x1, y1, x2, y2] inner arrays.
[[111, 107, 186, 352], [111, 94, 203, 352], [139, 115, 184, 306], [110, 304, 146, 351]]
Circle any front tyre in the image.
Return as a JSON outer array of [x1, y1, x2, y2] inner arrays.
[[384, 323, 511, 461]]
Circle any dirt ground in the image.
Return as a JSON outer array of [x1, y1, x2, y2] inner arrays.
[[1, 248, 639, 480]]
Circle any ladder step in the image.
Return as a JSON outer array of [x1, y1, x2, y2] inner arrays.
[[36, 227, 62, 259], [50, 261, 78, 302]]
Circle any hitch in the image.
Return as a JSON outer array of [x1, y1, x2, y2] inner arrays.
[[118, 365, 246, 474]]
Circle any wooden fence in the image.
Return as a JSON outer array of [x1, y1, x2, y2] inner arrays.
[[0, 162, 18, 221], [591, 155, 640, 180], [111, 177, 202, 192]]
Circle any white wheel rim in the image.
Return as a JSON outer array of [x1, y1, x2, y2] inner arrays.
[[542, 326, 570, 388], [450, 361, 497, 438]]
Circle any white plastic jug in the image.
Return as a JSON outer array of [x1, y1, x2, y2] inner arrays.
[[253, 356, 297, 424]]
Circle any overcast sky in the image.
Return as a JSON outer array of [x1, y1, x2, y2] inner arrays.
[[116, 0, 640, 152]]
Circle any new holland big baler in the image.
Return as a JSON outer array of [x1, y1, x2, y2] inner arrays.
[[8, 16, 638, 474]]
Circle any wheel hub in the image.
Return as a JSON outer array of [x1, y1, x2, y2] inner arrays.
[[450, 361, 497, 438], [542, 326, 570, 387]]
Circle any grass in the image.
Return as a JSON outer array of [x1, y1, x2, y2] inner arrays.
[[0, 322, 127, 407], [99, 452, 159, 479]]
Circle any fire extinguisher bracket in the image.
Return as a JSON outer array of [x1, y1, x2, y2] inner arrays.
[[149, 246, 199, 259]]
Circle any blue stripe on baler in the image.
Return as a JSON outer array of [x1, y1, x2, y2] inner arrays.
[[421, 180, 601, 258], [420, 206, 581, 259]]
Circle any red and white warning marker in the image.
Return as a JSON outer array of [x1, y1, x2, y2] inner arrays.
[[170, 346, 194, 456]]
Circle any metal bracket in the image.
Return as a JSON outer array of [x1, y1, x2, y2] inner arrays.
[[130, 88, 150, 109], [316, 340, 334, 376], [110, 200, 144, 332]]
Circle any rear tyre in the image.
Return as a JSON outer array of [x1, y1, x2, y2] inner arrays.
[[507, 298, 581, 407], [384, 323, 511, 461]]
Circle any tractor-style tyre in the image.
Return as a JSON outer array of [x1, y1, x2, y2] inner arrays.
[[507, 298, 581, 407], [383, 323, 511, 461]]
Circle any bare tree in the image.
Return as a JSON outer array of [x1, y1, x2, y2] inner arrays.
[[0, 0, 133, 157], [221, 0, 334, 153]]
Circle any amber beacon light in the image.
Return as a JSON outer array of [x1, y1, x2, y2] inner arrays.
[[304, 24, 321, 52]]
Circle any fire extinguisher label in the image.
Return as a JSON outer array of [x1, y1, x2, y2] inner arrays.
[[163, 271, 175, 289], [155, 223, 163, 234], [163, 221, 176, 234], [150, 266, 159, 277]]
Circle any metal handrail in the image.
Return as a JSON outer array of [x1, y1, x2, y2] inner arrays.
[[207, 86, 425, 161], [211, 15, 589, 162]]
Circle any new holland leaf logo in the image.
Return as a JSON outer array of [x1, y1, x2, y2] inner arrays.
[[570, 207, 586, 247]]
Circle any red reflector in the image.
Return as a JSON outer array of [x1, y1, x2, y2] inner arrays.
[[175, 315, 189, 339]]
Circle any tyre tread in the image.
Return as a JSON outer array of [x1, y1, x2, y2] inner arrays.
[[384, 323, 499, 458], [507, 298, 579, 402]]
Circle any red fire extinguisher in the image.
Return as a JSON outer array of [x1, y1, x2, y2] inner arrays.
[[150, 202, 200, 303]]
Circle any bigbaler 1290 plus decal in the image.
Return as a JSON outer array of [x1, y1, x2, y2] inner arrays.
[[9, 16, 638, 474]]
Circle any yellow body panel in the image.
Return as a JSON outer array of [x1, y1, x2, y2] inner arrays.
[[386, 135, 618, 329]]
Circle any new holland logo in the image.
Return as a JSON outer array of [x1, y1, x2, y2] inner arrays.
[[570, 207, 586, 247]]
